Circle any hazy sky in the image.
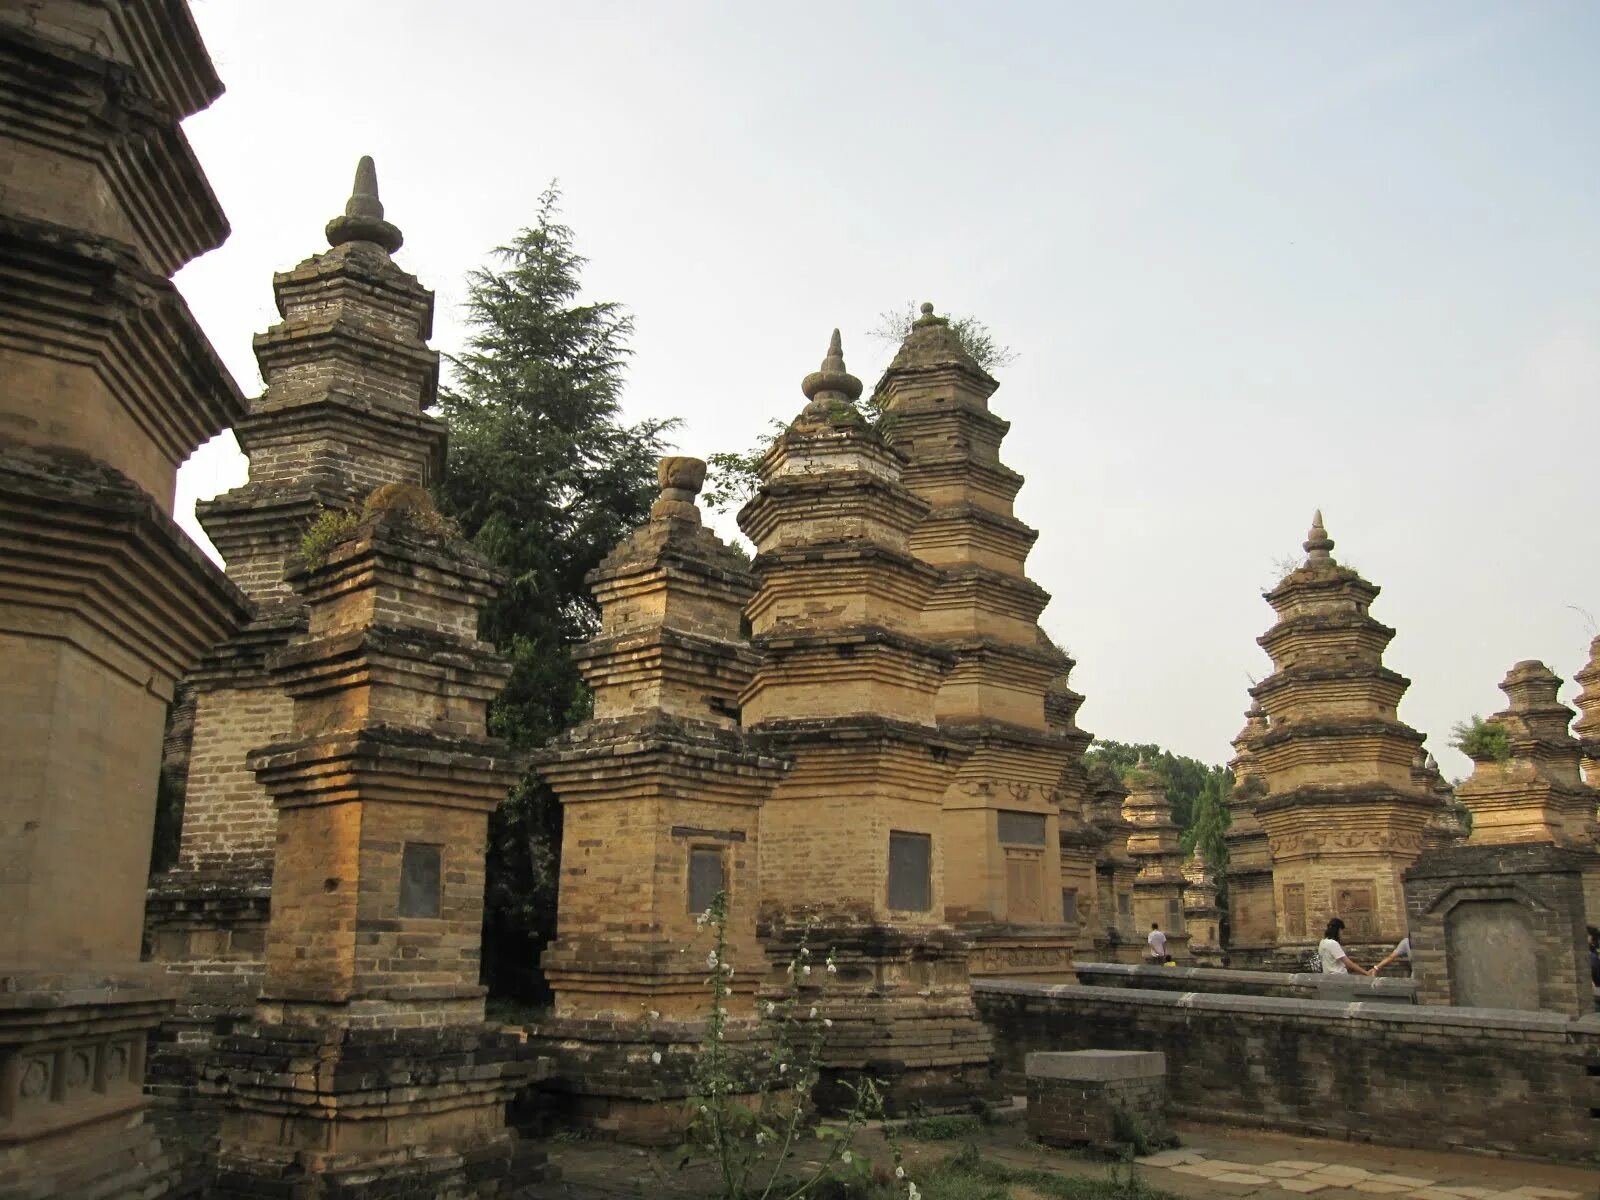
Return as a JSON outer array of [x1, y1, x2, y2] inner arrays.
[[173, 1, 1600, 779]]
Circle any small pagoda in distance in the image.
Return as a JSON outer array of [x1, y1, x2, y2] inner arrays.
[[1249, 512, 1440, 964]]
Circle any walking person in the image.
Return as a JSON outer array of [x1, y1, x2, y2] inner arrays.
[[1318, 917, 1372, 976]]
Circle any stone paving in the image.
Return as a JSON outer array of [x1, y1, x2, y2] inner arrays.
[[1131, 1125, 1597, 1200]]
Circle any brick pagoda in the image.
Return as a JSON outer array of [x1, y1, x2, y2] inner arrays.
[[1121, 761, 1189, 958], [209, 486, 541, 1195], [875, 305, 1079, 981], [531, 456, 784, 1139], [1221, 704, 1277, 963], [738, 331, 994, 1113], [1250, 512, 1439, 962], [145, 156, 447, 1120], [0, 2, 250, 1194], [1182, 849, 1223, 965], [1455, 660, 1600, 917], [1047, 669, 1104, 958], [1084, 765, 1139, 962], [1572, 635, 1600, 787]]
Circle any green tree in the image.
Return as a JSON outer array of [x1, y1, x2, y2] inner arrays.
[[435, 184, 677, 999], [1180, 770, 1232, 874], [1082, 738, 1226, 832]]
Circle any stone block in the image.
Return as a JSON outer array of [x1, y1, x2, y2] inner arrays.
[[1025, 1047, 1170, 1151]]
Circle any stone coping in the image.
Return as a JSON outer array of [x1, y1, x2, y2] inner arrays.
[[1074, 961, 1419, 999], [1025, 1049, 1165, 1081], [974, 979, 1599, 1034]]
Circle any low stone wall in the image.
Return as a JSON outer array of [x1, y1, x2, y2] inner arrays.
[[975, 980, 1600, 1164], [1074, 962, 1418, 1004]]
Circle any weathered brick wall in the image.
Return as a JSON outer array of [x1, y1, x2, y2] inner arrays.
[[1027, 1074, 1168, 1150], [975, 980, 1600, 1163], [175, 682, 291, 872]]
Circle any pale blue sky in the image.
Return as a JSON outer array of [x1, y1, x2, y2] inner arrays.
[[175, 1, 1600, 777]]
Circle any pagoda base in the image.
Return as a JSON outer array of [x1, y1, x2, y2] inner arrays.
[[207, 1021, 545, 1198], [962, 925, 1077, 982], [525, 1014, 771, 1145], [0, 971, 178, 1200], [764, 921, 997, 1116]]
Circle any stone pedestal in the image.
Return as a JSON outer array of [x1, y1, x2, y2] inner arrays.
[[1025, 1050, 1169, 1152], [1404, 843, 1592, 1016]]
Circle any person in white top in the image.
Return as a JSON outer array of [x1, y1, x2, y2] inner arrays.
[[1373, 936, 1411, 974], [1146, 923, 1168, 962], [1317, 917, 1372, 976]]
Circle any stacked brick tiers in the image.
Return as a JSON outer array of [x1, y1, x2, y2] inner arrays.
[[1222, 705, 1277, 962], [1248, 512, 1440, 963], [875, 305, 1080, 981], [145, 157, 447, 1121], [1454, 661, 1600, 918], [1416, 752, 1469, 852], [1047, 670, 1105, 958], [1181, 850, 1223, 965], [531, 457, 784, 1139], [738, 331, 994, 1113], [1570, 635, 1600, 788], [1120, 762, 1189, 959], [210, 486, 540, 1196], [0, 3, 251, 1197], [1084, 766, 1140, 962]]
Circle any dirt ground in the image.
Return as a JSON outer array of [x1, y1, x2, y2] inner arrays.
[[525, 1114, 1599, 1200]]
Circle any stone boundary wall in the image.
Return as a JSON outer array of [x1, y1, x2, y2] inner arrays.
[[974, 980, 1600, 1164], [1074, 962, 1418, 1004]]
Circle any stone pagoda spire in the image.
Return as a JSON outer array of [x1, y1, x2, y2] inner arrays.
[[872, 302, 1078, 982], [530, 457, 784, 1137], [0, 4, 250, 1192], [1455, 661, 1600, 912], [1182, 847, 1224, 965], [1572, 635, 1600, 786], [739, 330, 993, 1113], [1221, 704, 1277, 962], [1417, 750, 1470, 851], [1085, 765, 1140, 961], [1249, 512, 1438, 957], [145, 157, 448, 1112], [212, 485, 541, 1193], [1122, 760, 1189, 958]]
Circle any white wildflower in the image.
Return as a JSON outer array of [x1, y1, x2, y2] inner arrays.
[[647, 1010, 660, 1021], [895, 1165, 905, 1179], [755, 1131, 768, 1145], [823, 1018, 833, 1027], [779, 1062, 787, 1074], [764, 1001, 776, 1015], [841, 1150, 852, 1165], [826, 960, 837, 974], [908, 1184, 920, 1200], [808, 1006, 817, 1018], [650, 1051, 662, 1065], [706, 950, 719, 970], [802, 964, 812, 977]]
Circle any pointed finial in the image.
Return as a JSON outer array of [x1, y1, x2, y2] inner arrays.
[[1303, 509, 1334, 565], [800, 327, 863, 408], [913, 300, 946, 329], [326, 155, 404, 254], [651, 456, 706, 524]]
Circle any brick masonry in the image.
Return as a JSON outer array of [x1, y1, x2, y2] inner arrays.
[[975, 979, 1600, 1164], [1025, 1050, 1170, 1151]]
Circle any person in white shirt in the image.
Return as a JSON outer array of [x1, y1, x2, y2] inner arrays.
[[1373, 936, 1411, 974], [1146, 923, 1168, 962], [1317, 917, 1372, 976]]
